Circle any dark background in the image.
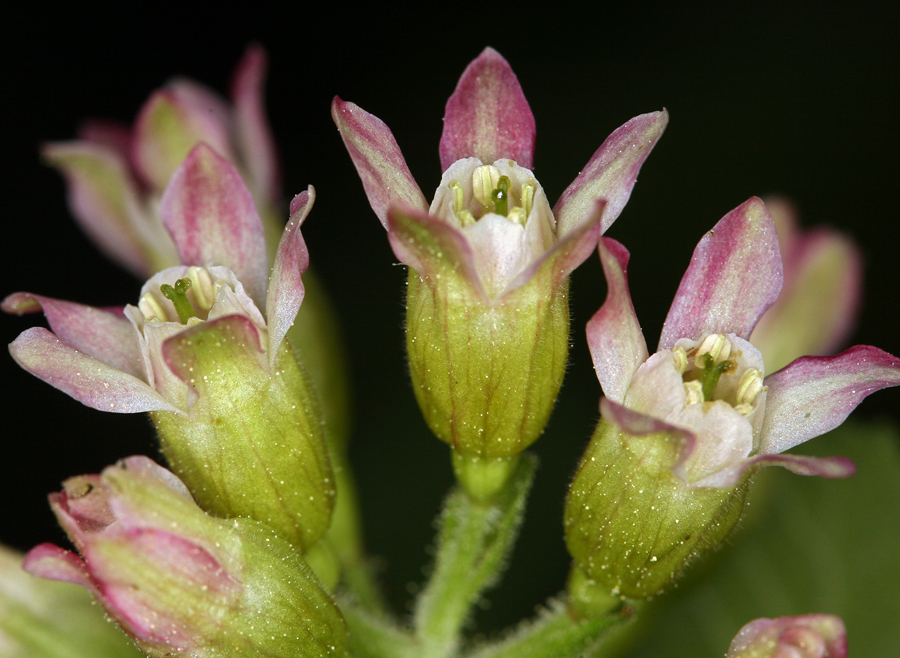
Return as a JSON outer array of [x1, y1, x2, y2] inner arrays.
[[3, 2, 898, 639]]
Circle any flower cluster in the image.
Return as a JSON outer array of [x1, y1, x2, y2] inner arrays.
[[3, 45, 897, 658]]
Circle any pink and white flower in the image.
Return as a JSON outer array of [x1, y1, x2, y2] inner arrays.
[[43, 45, 280, 278], [332, 46, 668, 302], [727, 614, 846, 658], [588, 196, 900, 488]]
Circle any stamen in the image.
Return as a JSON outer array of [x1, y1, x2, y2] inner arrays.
[[736, 368, 764, 406], [160, 278, 196, 324], [672, 346, 688, 373], [491, 176, 511, 216], [684, 380, 704, 405], [507, 207, 527, 225], [472, 165, 500, 209], [521, 183, 534, 217], [450, 182, 465, 214], [695, 333, 732, 367], [457, 210, 476, 227], [187, 267, 215, 311], [138, 293, 167, 323]]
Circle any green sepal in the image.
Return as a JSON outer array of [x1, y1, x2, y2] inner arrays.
[[152, 314, 334, 552], [565, 415, 747, 599]]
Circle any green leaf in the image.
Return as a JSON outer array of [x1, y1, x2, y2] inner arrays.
[[615, 420, 900, 657]]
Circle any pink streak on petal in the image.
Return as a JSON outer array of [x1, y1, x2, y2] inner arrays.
[[728, 615, 847, 658], [439, 47, 536, 171], [160, 143, 269, 308], [554, 110, 668, 237], [231, 44, 280, 206], [41, 141, 150, 277], [505, 200, 605, 298], [23, 543, 95, 591], [659, 197, 783, 349], [267, 187, 313, 365], [3, 292, 143, 378], [386, 203, 486, 300], [587, 238, 649, 404], [332, 97, 428, 227], [9, 327, 180, 413], [757, 345, 900, 455]]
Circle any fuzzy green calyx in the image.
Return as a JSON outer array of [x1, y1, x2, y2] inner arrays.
[[151, 315, 334, 553], [564, 417, 747, 599]]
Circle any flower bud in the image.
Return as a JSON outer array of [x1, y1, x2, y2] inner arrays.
[[24, 457, 349, 658], [564, 403, 747, 599], [726, 614, 846, 658]]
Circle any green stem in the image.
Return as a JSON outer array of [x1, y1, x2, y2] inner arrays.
[[341, 602, 419, 658], [413, 455, 536, 658], [462, 598, 630, 658]]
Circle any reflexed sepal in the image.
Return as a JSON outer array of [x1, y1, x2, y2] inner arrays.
[[406, 269, 568, 497], [151, 314, 334, 551], [564, 402, 748, 598]]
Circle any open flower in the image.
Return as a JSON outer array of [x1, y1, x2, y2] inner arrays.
[[565, 197, 900, 598], [726, 614, 846, 658], [5, 144, 333, 551], [43, 45, 281, 277], [333, 47, 666, 498], [24, 457, 349, 658]]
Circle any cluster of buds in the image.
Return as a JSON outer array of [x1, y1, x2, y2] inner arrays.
[[3, 44, 897, 657]]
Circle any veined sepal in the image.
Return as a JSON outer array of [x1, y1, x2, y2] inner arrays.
[[564, 399, 749, 599], [151, 313, 334, 552]]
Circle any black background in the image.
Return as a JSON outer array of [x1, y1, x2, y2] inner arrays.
[[2, 3, 898, 635]]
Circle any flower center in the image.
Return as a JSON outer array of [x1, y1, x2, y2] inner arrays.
[[450, 163, 535, 227], [673, 333, 764, 416], [138, 266, 220, 325]]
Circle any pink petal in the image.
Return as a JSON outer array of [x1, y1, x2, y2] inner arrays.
[[586, 237, 649, 404], [132, 82, 234, 191], [8, 327, 180, 413], [331, 97, 428, 227], [439, 47, 536, 171], [659, 197, 783, 349], [386, 203, 486, 299], [554, 110, 668, 237], [3, 292, 143, 378], [78, 119, 133, 156], [160, 144, 269, 308], [23, 543, 95, 591], [231, 44, 280, 206], [757, 345, 900, 455], [266, 187, 313, 365], [41, 141, 151, 277]]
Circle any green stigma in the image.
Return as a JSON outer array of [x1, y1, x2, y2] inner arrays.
[[697, 353, 733, 400], [160, 278, 196, 324], [492, 176, 511, 216]]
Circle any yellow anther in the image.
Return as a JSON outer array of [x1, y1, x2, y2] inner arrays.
[[672, 346, 688, 373], [138, 292, 167, 323], [695, 333, 732, 367], [734, 403, 754, 416], [736, 367, 764, 406], [683, 380, 704, 405], [507, 207, 527, 226], [457, 210, 476, 227], [188, 267, 216, 311], [450, 182, 465, 214], [521, 182, 534, 217], [472, 165, 500, 209]]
